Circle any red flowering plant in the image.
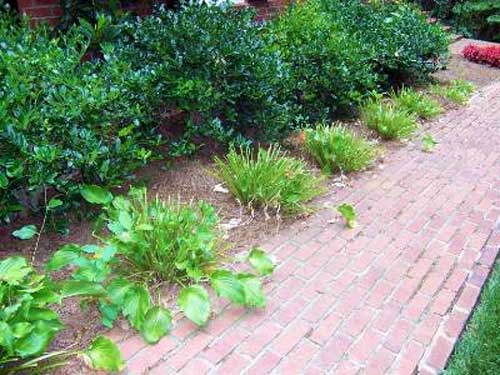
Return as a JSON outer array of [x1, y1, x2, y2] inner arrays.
[[463, 44, 500, 68]]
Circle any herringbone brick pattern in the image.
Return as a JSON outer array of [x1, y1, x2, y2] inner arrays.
[[109, 82, 500, 374]]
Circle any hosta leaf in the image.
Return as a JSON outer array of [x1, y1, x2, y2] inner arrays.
[[26, 307, 60, 322], [247, 247, 275, 276], [14, 321, 58, 358], [12, 322, 34, 338], [0, 256, 31, 285], [118, 210, 133, 230], [237, 273, 266, 308], [80, 185, 113, 205], [337, 203, 357, 229], [0, 321, 14, 354], [32, 287, 62, 305], [141, 306, 172, 344], [12, 225, 38, 240], [81, 336, 124, 372], [209, 270, 245, 304], [107, 278, 133, 305], [178, 285, 211, 326], [46, 244, 81, 271], [122, 285, 151, 330], [99, 302, 120, 328], [60, 280, 107, 298], [47, 198, 63, 210]]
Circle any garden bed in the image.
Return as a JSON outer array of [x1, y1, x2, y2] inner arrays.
[[2, 57, 491, 375], [2, 1, 498, 372]]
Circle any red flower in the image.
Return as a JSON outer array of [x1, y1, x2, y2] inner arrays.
[[462, 44, 500, 68]]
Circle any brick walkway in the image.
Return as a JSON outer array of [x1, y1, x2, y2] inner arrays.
[[112, 82, 500, 375]]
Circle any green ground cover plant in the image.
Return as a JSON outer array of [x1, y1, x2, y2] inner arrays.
[[214, 146, 323, 215], [431, 80, 475, 105], [391, 87, 443, 119], [304, 124, 375, 174], [445, 261, 500, 374], [360, 97, 418, 140]]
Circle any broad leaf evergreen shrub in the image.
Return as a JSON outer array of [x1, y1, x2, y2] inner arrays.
[[0, 0, 450, 221], [112, 3, 296, 143], [266, 0, 378, 120], [316, 0, 450, 85], [0, 15, 158, 222]]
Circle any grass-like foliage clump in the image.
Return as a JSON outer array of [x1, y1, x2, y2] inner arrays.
[[101, 187, 219, 283], [432, 79, 475, 105], [360, 98, 418, 140], [391, 87, 443, 119], [444, 261, 500, 375], [304, 124, 375, 174], [214, 145, 323, 214]]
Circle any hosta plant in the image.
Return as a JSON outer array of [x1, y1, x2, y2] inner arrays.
[[360, 97, 418, 140], [214, 145, 323, 215], [0, 256, 123, 374], [66, 185, 276, 330], [304, 124, 375, 174], [391, 87, 443, 119], [97, 186, 220, 283]]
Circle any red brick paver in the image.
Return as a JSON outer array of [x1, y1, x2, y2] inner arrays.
[[113, 82, 500, 374]]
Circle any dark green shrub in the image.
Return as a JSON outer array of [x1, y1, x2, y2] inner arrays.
[[113, 4, 295, 145], [317, 0, 450, 85], [0, 15, 158, 222], [452, 1, 500, 41], [266, 0, 378, 120]]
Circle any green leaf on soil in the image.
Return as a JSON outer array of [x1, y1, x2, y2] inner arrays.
[[12, 225, 38, 240]]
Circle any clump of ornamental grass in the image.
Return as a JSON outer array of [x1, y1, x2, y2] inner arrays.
[[431, 79, 475, 105], [304, 123, 375, 174], [391, 87, 443, 119], [360, 97, 418, 140], [213, 145, 323, 215]]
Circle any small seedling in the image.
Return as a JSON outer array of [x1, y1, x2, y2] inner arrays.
[[422, 134, 438, 153], [337, 203, 357, 229]]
